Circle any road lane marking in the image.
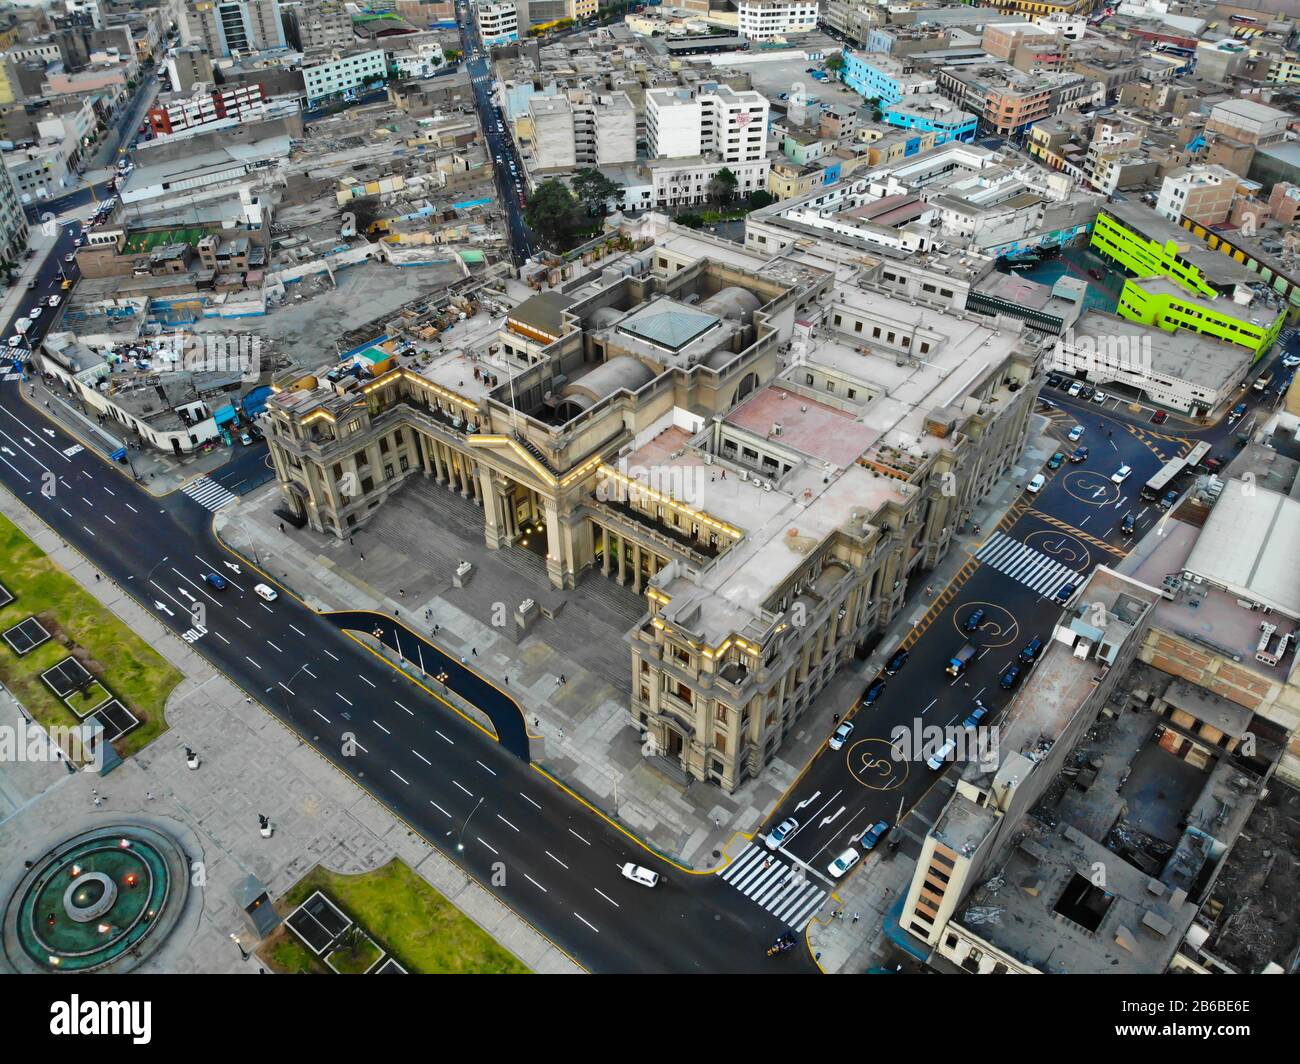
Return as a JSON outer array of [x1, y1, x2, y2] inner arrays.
[[453, 780, 472, 796], [267, 640, 282, 653], [524, 875, 547, 893], [360, 676, 376, 688], [395, 701, 413, 715], [594, 888, 619, 907], [323, 649, 339, 661], [390, 769, 409, 785], [568, 829, 590, 845], [413, 750, 431, 765], [519, 792, 540, 810], [375, 721, 390, 735], [245, 656, 261, 669], [477, 837, 498, 855], [336, 692, 352, 706], [573, 912, 598, 933], [545, 851, 568, 870], [430, 801, 450, 817], [313, 710, 330, 723], [289, 624, 306, 637], [476, 760, 497, 776], [497, 814, 518, 832]]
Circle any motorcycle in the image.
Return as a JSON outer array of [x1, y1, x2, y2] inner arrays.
[[766, 932, 797, 957]]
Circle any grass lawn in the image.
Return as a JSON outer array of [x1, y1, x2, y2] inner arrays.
[[66, 679, 111, 717], [326, 933, 382, 975], [0, 515, 183, 759], [261, 859, 529, 974]]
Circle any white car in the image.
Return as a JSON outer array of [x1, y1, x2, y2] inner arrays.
[[253, 583, 278, 602], [1092, 390, 1108, 404], [7, 335, 23, 347], [828, 720, 854, 750], [1281, 354, 1300, 369], [47, 295, 60, 307], [765, 817, 799, 850], [1067, 382, 1083, 397], [827, 848, 860, 879], [27, 307, 41, 319], [1068, 425, 1084, 442], [1111, 464, 1132, 484], [1027, 473, 1046, 493], [619, 863, 659, 888], [926, 737, 958, 770]]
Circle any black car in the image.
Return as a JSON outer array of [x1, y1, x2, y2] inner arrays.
[[884, 648, 909, 675], [1046, 374, 1061, 388], [963, 607, 986, 634], [1070, 445, 1089, 463], [863, 677, 887, 706], [999, 663, 1021, 689], [1120, 513, 1136, 535], [1160, 488, 1179, 510], [1079, 385, 1095, 400], [1018, 637, 1043, 665]]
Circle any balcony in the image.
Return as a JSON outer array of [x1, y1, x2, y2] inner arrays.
[[591, 497, 722, 564]]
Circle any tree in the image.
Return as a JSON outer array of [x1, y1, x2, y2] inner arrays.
[[707, 167, 738, 207], [825, 53, 844, 74], [747, 189, 776, 210], [570, 168, 623, 217], [524, 179, 586, 250], [675, 213, 705, 229], [445, 49, 462, 63]]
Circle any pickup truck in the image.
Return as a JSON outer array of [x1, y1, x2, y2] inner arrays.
[[946, 641, 977, 678]]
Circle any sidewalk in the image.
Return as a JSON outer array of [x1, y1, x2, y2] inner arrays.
[[215, 413, 1059, 873], [0, 224, 57, 333], [0, 484, 579, 974]]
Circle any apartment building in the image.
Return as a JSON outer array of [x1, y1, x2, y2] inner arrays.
[[1155, 164, 1240, 226], [283, 0, 355, 52], [302, 48, 386, 104], [166, 45, 215, 91], [528, 91, 636, 171], [935, 63, 1087, 136], [182, 0, 287, 57], [476, 0, 519, 46], [882, 94, 977, 145], [264, 224, 1039, 790], [0, 160, 28, 265], [841, 52, 936, 105], [736, 0, 818, 42], [648, 156, 769, 206], [646, 84, 769, 165], [147, 82, 270, 136]]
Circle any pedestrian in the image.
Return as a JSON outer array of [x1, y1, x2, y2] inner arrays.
[[471, 647, 477, 656], [146, 791, 155, 801], [245, 697, 252, 704], [460, 656, 467, 664], [559, 673, 566, 684], [278, 522, 284, 532], [764, 857, 773, 869], [93, 796, 103, 807], [359, 551, 365, 561], [94, 573, 100, 581], [833, 713, 840, 724], [349, 536, 354, 546], [852, 912, 860, 924], [504, 676, 508, 685], [433, 623, 440, 635], [963, 680, 970, 688], [91, 788, 98, 797]]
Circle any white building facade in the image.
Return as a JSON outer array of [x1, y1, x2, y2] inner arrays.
[[737, 0, 819, 41]]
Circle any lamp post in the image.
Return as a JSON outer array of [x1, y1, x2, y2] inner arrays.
[[230, 933, 249, 961], [446, 796, 484, 853]]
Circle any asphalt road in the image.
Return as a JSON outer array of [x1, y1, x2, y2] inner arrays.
[[0, 245, 811, 974], [456, 3, 539, 263], [755, 370, 1282, 882]]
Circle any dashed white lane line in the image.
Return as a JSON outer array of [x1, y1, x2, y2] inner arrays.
[[313, 710, 330, 724], [476, 760, 497, 776], [453, 780, 473, 797], [390, 769, 409, 785], [260, 603, 273, 613], [413, 750, 431, 765], [125, 503, 138, 514], [245, 656, 261, 669], [289, 624, 306, 637], [215, 632, 230, 644], [573, 913, 598, 933], [375, 721, 390, 735], [395, 701, 413, 716], [266, 640, 283, 653], [82, 525, 95, 537], [323, 649, 339, 661], [103, 487, 114, 496], [497, 814, 519, 832], [524, 874, 547, 893], [477, 837, 498, 855], [435, 730, 453, 744], [237, 618, 251, 629], [361, 676, 376, 688], [279, 682, 295, 695], [337, 692, 352, 706], [519, 792, 540, 810], [302, 666, 316, 678], [568, 829, 590, 845], [430, 800, 450, 818], [545, 851, 568, 870], [594, 888, 619, 908], [103, 515, 115, 525]]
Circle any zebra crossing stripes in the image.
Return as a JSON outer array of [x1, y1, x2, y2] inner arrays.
[[975, 532, 1082, 598], [182, 476, 237, 512], [718, 844, 827, 931]]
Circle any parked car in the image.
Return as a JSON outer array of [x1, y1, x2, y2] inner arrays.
[[999, 663, 1021, 689], [1068, 425, 1084, 442], [926, 738, 958, 770], [1018, 637, 1044, 665], [1079, 385, 1095, 400], [1027, 473, 1046, 493], [1092, 390, 1108, 404], [1228, 402, 1247, 423], [46, 295, 60, 307], [862, 677, 886, 706], [1111, 464, 1132, 484], [827, 847, 861, 878], [1151, 410, 1168, 424], [1160, 488, 1179, 510], [1046, 374, 1061, 388], [962, 607, 987, 634], [962, 702, 989, 729], [61, 279, 73, 291], [1067, 382, 1083, 397], [1070, 446, 1089, 463], [239, 432, 253, 446], [858, 820, 891, 852], [1120, 513, 1136, 535], [1204, 456, 1223, 473], [1047, 452, 1065, 470], [765, 817, 798, 851], [254, 583, 278, 602], [829, 720, 854, 750], [884, 648, 909, 675]]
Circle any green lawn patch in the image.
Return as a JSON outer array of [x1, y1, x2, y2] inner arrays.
[[66, 679, 111, 717], [326, 931, 382, 974], [0, 514, 183, 759], [262, 859, 529, 974]]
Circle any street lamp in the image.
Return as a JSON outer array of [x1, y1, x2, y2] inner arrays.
[[229, 933, 249, 961], [446, 796, 484, 852]]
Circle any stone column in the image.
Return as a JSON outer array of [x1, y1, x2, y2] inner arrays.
[[479, 465, 506, 549], [632, 542, 643, 594], [543, 495, 573, 589], [616, 533, 626, 585], [601, 525, 611, 576]]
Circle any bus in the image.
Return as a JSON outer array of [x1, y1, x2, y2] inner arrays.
[[1183, 441, 1211, 470], [1141, 456, 1186, 501]]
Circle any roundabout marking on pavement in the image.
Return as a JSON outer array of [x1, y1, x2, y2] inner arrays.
[[951, 600, 1019, 649], [1023, 529, 1092, 572], [845, 736, 909, 791], [1062, 469, 1120, 508]]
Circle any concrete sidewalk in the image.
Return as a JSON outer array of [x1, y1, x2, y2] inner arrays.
[[216, 413, 1059, 875], [0, 484, 578, 974]]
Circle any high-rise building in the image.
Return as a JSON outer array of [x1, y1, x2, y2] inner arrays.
[[529, 91, 636, 171], [0, 161, 29, 267], [476, 0, 520, 46], [736, 0, 818, 42], [283, 0, 355, 52], [182, 0, 287, 57], [647, 84, 769, 165]]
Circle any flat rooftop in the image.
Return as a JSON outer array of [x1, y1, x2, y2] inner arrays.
[[1070, 310, 1252, 390], [723, 387, 879, 468]]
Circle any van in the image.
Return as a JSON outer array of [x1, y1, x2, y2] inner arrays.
[[1027, 473, 1046, 493], [926, 738, 958, 770]]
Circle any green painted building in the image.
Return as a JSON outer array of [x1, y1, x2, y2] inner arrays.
[[1090, 203, 1283, 359]]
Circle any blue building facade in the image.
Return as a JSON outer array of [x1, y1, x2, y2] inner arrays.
[[841, 51, 906, 103], [882, 101, 977, 145]]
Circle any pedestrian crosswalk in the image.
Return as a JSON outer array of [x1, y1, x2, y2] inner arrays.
[[975, 531, 1082, 598], [717, 844, 827, 931], [182, 476, 237, 512]]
